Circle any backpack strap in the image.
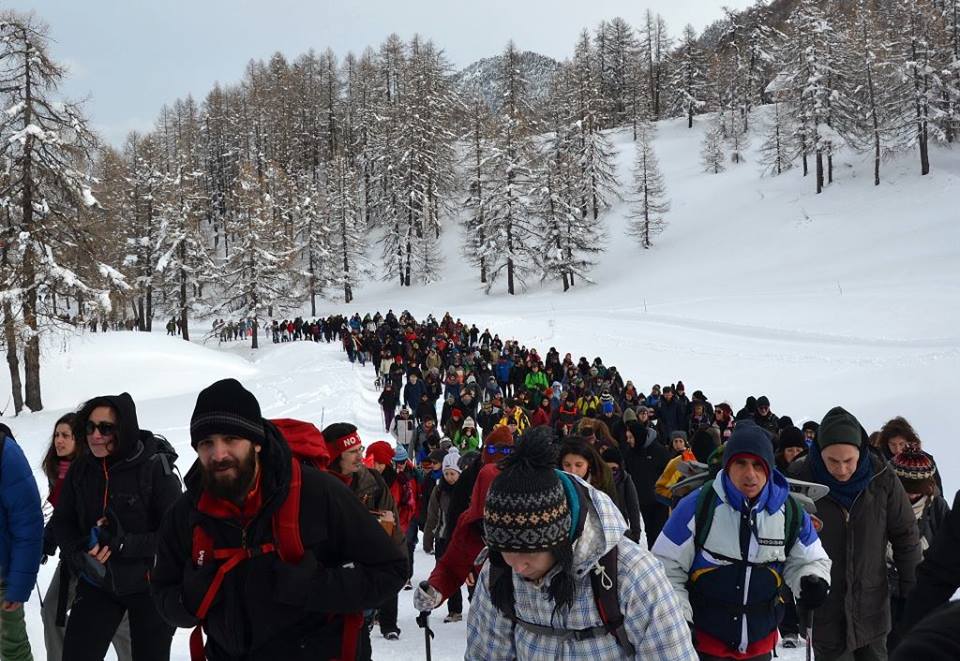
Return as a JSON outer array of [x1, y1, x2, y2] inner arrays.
[[189, 457, 304, 661], [693, 479, 719, 554], [783, 494, 803, 556], [590, 547, 635, 655]]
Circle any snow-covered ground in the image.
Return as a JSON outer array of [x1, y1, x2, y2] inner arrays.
[[3, 111, 958, 659]]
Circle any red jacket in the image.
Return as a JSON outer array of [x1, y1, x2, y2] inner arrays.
[[531, 407, 551, 427], [428, 463, 500, 599], [388, 465, 419, 534]]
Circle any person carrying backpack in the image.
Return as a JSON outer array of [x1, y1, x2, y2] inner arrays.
[[50, 393, 181, 661], [465, 431, 696, 660], [653, 422, 832, 661], [151, 379, 406, 661]]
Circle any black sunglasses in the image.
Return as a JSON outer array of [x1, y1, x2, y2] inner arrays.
[[86, 421, 116, 437], [485, 445, 513, 456]]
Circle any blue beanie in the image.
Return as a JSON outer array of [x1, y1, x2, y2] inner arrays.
[[722, 421, 775, 475], [393, 445, 409, 463]]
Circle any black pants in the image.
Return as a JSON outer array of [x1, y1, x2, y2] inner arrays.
[[63, 580, 173, 661], [640, 502, 670, 548], [435, 539, 462, 615]]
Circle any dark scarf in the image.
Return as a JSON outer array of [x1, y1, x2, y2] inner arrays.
[[808, 442, 873, 511]]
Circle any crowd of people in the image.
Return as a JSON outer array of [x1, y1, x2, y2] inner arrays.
[[0, 308, 956, 660]]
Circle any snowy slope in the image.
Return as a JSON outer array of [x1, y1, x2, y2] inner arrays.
[[3, 109, 958, 659]]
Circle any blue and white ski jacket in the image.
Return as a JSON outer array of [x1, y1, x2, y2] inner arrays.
[[652, 469, 831, 655]]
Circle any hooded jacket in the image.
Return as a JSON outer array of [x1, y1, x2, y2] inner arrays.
[[51, 393, 182, 597], [466, 477, 697, 660], [620, 421, 668, 507], [151, 421, 407, 660], [653, 470, 832, 657]]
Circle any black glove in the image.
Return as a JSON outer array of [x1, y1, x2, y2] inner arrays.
[[274, 550, 319, 607], [182, 562, 220, 617], [798, 575, 829, 610]]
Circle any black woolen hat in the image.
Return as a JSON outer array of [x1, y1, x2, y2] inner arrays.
[[778, 426, 807, 452], [190, 378, 265, 448], [484, 432, 572, 553]]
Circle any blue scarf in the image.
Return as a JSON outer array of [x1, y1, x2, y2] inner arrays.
[[808, 442, 873, 511]]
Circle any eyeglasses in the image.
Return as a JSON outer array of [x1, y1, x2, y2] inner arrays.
[[86, 421, 116, 437], [485, 445, 514, 456]]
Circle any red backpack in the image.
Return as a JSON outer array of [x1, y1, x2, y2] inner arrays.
[[188, 419, 362, 661]]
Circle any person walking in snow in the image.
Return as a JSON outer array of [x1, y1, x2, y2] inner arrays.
[[40, 413, 132, 661], [422, 449, 465, 623], [788, 407, 920, 661], [465, 432, 697, 659], [654, 422, 832, 661], [151, 382, 406, 661], [51, 393, 180, 661]]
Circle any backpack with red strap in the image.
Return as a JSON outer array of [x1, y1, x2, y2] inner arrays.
[[188, 419, 362, 661]]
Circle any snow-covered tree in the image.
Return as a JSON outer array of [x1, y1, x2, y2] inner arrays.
[[568, 31, 620, 223], [0, 12, 101, 410], [701, 120, 726, 173], [461, 82, 494, 284], [481, 41, 542, 295], [670, 25, 709, 128], [212, 162, 298, 348], [595, 17, 638, 126], [627, 125, 669, 248], [758, 102, 796, 175], [640, 11, 673, 120], [327, 154, 368, 303]]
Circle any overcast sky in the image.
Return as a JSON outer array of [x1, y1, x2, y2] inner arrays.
[[11, 1, 753, 146]]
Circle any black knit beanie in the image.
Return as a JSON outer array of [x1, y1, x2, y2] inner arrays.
[[190, 379, 266, 448], [484, 431, 572, 553]]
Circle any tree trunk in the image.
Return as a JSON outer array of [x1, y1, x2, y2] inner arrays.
[[3, 301, 24, 416], [816, 151, 824, 194]]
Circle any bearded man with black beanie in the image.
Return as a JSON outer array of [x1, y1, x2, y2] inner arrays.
[[151, 379, 406, 661], [465, 430, 696, 659]]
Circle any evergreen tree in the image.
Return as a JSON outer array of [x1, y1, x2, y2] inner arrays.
[[481, 41, 542, 295], [212, 162, 298, 348], [701, 119, 727, 173], [461, 81, 494, 284], [670, 25, 709, 128], [758, 102, 796, 175], [0, 12, 100, 410], [627, 125, 669, 249]]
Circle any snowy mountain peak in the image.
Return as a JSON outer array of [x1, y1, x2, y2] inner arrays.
[[451, 50, 560, 111]]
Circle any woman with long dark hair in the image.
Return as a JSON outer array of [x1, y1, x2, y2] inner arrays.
[[41, 412, 132, 661]]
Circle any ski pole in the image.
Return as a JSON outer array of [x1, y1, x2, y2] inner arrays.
[[416, 582, 435, 661], [35, 580, 43, 608]]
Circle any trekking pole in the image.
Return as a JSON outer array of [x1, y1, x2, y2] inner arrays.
[[35, 580, 43, 608], [416, 582, 435, 661], [798, 606, 813, 661]]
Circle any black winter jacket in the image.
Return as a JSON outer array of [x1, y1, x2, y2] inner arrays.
[[50, 393, 181, 597], [898, 489, 960, 636], [621, 421, 669, 506], [151, 422, 407, 661]]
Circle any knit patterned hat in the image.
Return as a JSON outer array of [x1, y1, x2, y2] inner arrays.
[[191, 379, 265, 448], [892, 444, 937, 493], [484, 430, 572, 552]]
